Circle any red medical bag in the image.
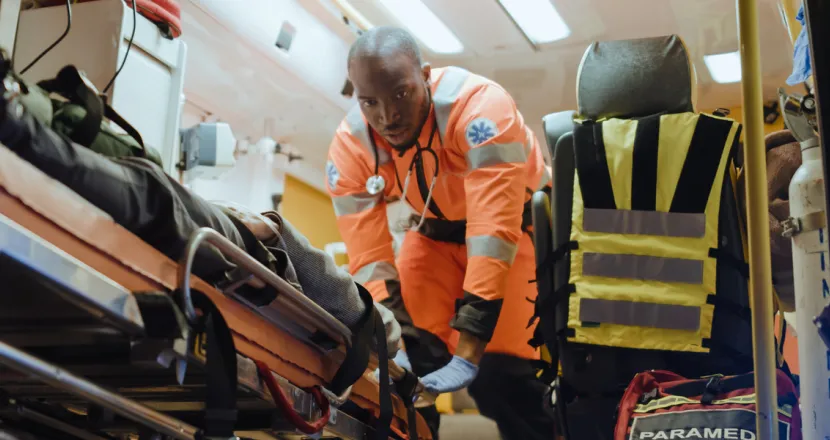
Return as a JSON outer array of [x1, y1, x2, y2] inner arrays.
[[615, 370, 801, 440]]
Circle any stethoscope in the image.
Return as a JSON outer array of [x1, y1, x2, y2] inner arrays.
[[365, 114, 440, 231]]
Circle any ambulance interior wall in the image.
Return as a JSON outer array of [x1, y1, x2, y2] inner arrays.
[[281, 175, 343, 252]]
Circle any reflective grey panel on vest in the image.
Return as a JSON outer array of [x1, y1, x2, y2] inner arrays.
[[346, 106, 390, 164], [582, 253, 704, 284], [579, 297, 701, 331], [332, 192, 381, 217], [433, 67, 471, 141], [583, 209, 705, 238], [466, 142, 527, 170]]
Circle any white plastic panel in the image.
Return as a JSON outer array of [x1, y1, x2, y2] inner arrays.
[[14, 0, 187, 176]]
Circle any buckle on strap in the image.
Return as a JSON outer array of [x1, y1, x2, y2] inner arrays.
[[782, 211, 827, 238], [701, 376, 723, 405]]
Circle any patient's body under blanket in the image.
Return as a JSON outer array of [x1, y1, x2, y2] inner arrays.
[[0, 107, 367, 331]]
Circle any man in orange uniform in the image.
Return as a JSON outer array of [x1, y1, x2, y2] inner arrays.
[[325, 26, 555, 439]]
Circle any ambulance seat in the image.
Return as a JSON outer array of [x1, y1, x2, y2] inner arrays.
[[531, 34, 752, 404]]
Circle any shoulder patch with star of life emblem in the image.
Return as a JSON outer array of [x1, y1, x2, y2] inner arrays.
[[325, 160, 340, 189], [465, 117, 498, 146]]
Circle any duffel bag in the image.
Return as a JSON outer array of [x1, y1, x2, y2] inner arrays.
[[16, 64, 164, 167], [615, 370, 801, 440]]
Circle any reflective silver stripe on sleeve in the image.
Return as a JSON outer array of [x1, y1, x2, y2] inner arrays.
[[583, 209, 706, 238], [346, 106, 390, 165], [332, 192, 381, 217], [353, 261, 399, 285], [537, 166, 552, 190], [524, 126, 534, 156], [466, 235, 519, 264], [433, 67, 471, 141], [582, 253, 704, 284], [579, 298, 701, 331], [466, 143, 527, 170]]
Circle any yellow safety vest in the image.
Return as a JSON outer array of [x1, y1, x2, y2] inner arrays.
[[567, 112, 742, 353]]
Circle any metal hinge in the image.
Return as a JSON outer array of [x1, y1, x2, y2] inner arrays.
[[782, 211, 827, 238]]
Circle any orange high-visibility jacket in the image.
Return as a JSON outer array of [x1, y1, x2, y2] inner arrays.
[[326, 66, 550, 341]]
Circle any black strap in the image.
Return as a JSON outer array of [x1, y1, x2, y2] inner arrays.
[[326, 284, 394, 439], [37, 65, 147, 153], [709, 247, 750, 278], [38, 66, 102, 147], [393, 365, 421, 440], [373, 311, 393, 440], [190, 291, 238, 438], [103, 102, 145, 149], [329, 285, 374, 394]]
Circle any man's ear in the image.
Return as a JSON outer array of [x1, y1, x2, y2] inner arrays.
[[421, 63, 432, 83]]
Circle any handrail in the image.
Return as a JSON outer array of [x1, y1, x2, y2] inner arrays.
[[178, 227, 352, 344], [0, 340, 199, 440], [176, 227, 432, 403], [736, 0, 780, 438]]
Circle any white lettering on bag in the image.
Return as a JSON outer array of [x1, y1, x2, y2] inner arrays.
[[639, 429, 756, 439]]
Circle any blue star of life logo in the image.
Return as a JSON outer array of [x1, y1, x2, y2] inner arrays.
[[326, 160, 339, 189], [465, 118, 497, 146]]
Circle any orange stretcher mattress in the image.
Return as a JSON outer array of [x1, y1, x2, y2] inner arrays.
[[0, 145, 431, 439]]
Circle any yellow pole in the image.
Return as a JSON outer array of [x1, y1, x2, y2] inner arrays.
[[736, 0, 780, 438]]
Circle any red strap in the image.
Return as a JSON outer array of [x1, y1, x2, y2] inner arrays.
[[254, 360, 331, 435]]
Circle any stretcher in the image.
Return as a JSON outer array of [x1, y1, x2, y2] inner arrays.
[[0, 144, 431, 439]]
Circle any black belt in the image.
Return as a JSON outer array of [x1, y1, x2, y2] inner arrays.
[[412, 193, 543, 245]]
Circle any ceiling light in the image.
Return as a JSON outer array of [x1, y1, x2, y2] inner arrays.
[[497, 0, 571, 44], [377, 0, 464, 54], [703, 51, 742, 84]]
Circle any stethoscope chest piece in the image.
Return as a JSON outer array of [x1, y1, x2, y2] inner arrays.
[[365, 174, 386, 195]]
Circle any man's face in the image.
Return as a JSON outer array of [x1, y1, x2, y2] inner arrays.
[[349, 53, 431, 148]]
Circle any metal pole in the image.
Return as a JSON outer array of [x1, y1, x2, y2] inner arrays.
[[735, 0, 780, 438], [0, 340, 198, 439], [806, 0, 829, 233]]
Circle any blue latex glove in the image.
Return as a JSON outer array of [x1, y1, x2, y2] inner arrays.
[[374, 350, 412, 383], [420, 356, 479, 394], [391, 349, 412, 372], [786, 4, 812, 86]]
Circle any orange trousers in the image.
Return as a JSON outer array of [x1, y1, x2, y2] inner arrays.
[[397, 230, 540, 360]]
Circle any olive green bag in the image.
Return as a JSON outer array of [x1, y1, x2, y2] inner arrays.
[[18, 65, 163, 166]]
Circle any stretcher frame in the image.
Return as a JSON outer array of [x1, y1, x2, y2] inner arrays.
[[0, 144, 430, 439]]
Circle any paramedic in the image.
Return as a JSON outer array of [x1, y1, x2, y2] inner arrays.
[[325, 26, 555, 439]]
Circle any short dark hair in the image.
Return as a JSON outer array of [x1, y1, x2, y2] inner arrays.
[[347, 26, 423, 71]]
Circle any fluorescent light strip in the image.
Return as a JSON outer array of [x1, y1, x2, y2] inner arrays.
[[498, 0, 570, 44], [703, 51, 742, 84], [378, 0, 464, 54]]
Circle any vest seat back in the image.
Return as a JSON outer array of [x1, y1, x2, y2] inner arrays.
[[531, 35, 754, 401]]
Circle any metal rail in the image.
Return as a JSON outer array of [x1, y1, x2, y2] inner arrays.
[[177, 227, 433, 405], [735, 0, 780, 438], [178, 227, 352, 344], [0, 340, 199, 440]]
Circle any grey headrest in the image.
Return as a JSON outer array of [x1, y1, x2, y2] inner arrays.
[[542, 110, 576, 156], [577, 35, 696, 120]]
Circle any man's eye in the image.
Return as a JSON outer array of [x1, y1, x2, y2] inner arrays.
[[396, 91, 408, 100], [362, 100, 377, 107]]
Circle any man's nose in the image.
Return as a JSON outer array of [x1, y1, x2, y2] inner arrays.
[[379, 103, 401, 125]]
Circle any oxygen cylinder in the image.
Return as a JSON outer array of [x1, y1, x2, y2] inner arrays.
[[787, 138, 830, 440]]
